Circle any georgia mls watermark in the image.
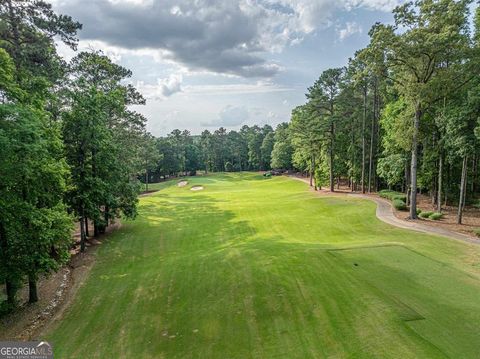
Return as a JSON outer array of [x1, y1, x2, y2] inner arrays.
[[0, 341, 53, 359]]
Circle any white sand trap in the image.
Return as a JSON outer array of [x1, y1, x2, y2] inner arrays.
[[178, 180, 188, 187], [190, 185, 204, 191]]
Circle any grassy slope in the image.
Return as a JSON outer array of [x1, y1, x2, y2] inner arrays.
[[46, 173, 480, 358]]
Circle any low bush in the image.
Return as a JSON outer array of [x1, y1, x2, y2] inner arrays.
[[379, 190, 407, 202], [419, 211, 434, 219], [429, 212, 443, 220], [393, 199, 407, 210], [473, 228, 480, 237], [416, 208, 422, 215]]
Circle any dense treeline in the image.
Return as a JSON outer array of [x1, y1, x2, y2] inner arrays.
[[142, 125, 284, 184], [147, 0, 480, 227], [0, 1, 147, 309]]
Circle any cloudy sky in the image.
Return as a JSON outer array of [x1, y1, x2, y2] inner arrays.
[[52, 0, 401, 136]]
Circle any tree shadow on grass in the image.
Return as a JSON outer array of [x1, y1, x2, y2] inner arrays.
[[136, 193, 258, 258]]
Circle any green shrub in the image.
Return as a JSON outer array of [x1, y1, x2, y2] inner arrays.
[[416, 208, 422, 215], [379, 190, 406, 202], [393, 199, 407, 211], [419, 211, 434, 219], [393, 194, 407, 201], [429, 212, 443, 220], [378, 190, 392, 199], [473, 228, 480, 237]]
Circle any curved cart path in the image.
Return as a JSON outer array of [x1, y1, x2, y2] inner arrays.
[[290, 176, 479, 245]]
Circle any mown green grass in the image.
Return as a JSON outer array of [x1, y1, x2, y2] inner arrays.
[[46, 173, 480, 358]]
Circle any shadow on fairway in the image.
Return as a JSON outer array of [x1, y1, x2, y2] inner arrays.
[[138, 193, 258, 257]]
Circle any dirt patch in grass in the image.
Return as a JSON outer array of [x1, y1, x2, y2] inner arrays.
[[190, 185, 204, 191], [178, 181, 188, 187], [0, 221, 120, 340]]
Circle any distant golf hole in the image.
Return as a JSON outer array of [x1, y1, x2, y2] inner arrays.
[[178, 181, 188, 187]]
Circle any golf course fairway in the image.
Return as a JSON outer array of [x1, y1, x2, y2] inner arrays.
[[46, 173, 480, 358]]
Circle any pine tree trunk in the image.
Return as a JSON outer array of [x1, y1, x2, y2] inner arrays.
[[437, 155, 443, 213], [94, 220, 99, 237], [473, 155, 477, 194], [309, 155, 314, 187], [330, 123, 334, 192], [28, 274, 38, 303], [145, 167, 149, 192], [0, 221, 16, 305], [361, 86, 367, 194], [85, 219, 89, 238], [457, 156, 468, 224], [409, 104, 421, 219], [104, 205, 109, 227], [80, 211, 86, 252], [374, 87, 381, 192], [6, 280, 16, 305], [405, 161, 410, 207], [368, 81, 377, 193], [350, 115, 356, 192]]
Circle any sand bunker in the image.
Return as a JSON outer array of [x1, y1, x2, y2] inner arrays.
[[178, 180, 188, 187], [190, 185, 204, 191]]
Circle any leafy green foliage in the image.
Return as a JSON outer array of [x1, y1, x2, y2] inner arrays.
[[419, 211, 434, 219], [379, 190, 406, 202], [0, 3, 78, 306], [271, 123, 293, 170], [429, 212, 443, 221], [63, 51, 146, 245], [393, 199, 407, 211], [377, 154, 407, 189]]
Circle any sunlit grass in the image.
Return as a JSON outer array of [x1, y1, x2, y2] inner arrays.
[[47, 172, 480, 358]]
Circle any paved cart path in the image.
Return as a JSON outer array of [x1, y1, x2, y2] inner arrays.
[[290, 176, 479, 245]]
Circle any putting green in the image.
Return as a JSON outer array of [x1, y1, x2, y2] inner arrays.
[[46, 173, 480, 358]]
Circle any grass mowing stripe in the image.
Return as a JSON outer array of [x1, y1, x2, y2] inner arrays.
[[46, 173, 480, 358]]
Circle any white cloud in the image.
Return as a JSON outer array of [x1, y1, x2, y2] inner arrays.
[[203, 105, 250, 127], [158, 74, 183, 97], [267, 111, 278, 119], [136, 74, 183, 100], [184, 82, 292, 96], [136, 79, 293, 100], [337, 22, 362, 40], [54, 0, 402, 78]]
